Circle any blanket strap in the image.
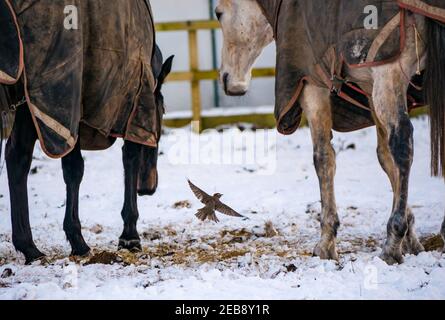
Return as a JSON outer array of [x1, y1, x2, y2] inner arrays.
[[314, 64, 371, 112]]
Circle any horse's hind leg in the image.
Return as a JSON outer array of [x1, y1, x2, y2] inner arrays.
[[372, 64, 419, 264], [6, 106, 44, 264], [61, 141, 90, 257], [402, 207, 424, 255], [119, 141, 142, 252], [302, 85, 339, 260], [375, 125, 423, 257]]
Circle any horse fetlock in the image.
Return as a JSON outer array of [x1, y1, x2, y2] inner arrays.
[[387, 214, 409, 240], [66, 233, 91, 257], [321, 214, 340, 237]]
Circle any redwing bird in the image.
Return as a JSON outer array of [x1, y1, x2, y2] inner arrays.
[[187, 180, 244, 223]]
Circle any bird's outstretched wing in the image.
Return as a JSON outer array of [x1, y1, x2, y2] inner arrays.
[[188, 179, 212, 204], [215, 201, 244, 218]]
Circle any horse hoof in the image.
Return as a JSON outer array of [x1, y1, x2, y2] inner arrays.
[[313, 242, 339, 261], [402, 237, 425, 256], [71, 246, 91, 258], [24, 248, 46, 265], [118, 239, 142, 253], [380, 248, 404, 265]]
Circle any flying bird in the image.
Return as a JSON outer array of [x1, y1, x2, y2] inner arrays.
[[187, 180, 244, 223]]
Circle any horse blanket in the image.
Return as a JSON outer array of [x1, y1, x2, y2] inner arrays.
[[0, 0, 159, 158], [256, 0, 445, 135], [399, 0, 445, 23]]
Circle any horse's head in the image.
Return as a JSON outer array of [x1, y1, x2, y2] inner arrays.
[[216, 0, 273, 96], [137, 47, 174, 196]]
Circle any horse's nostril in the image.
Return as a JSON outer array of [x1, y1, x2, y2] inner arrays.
[[222, 73, 229, 93]]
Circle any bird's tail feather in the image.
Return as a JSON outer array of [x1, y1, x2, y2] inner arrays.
[[195, 207, 219, 223], [195, 210, 207, 221]]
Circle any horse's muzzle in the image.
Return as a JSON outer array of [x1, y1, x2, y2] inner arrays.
[[137, 167, 158, 196], [222, 72, 247, 96]]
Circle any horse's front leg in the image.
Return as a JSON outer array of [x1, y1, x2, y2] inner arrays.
[[61, 141, 90, 257], [302, 85, 339, 260], [372, 66, 418, 265], [119, 141, 142, 252], [6, 106, 44, 264]]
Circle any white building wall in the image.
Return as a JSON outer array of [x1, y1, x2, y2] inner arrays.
[[150, 0, 276, 112]]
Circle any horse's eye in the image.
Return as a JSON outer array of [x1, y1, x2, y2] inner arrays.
[[215, 10, 223, 20]]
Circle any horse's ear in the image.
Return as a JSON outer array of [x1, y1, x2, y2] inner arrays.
[[157, 55, 174, 88]]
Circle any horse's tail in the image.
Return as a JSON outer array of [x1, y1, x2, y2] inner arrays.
[[425, 18, 445, 178]]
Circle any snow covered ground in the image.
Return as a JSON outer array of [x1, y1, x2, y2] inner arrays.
[[0, 116, 444, 300]]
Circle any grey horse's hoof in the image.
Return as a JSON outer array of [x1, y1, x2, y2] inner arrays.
[[402, 236, 425, 256], [380, 246, 404, 265], [313, 241, 339, 261]]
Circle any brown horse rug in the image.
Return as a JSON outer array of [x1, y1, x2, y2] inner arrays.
[[0, 0, 159, 158], [256, 0, 445, 135]]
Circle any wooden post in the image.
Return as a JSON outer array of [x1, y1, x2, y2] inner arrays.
[[188, 29, 201, 132]]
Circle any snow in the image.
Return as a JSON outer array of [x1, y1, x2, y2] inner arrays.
[[0, 116, 444, 300], [164, 106, 274, 120]]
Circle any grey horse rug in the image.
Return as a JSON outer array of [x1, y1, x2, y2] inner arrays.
[[256, 0, 445, 135], [0, 0, 159, 158]]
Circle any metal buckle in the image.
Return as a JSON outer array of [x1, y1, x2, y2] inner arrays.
[[331, 75, 345, 95], [9, 96, 26, 112]]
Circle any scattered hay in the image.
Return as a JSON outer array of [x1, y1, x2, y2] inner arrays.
[[173, 200, 192, 209], [89, 224, 103, 234], [142, 230, 162, 241], [220, 228, 253, 239], [264, 221, 279, 238], [85, 251, 120, 265], [421, 234, 444, 252]]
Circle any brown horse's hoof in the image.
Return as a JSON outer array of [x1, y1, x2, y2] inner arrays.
[[118, 239, 142, 253], [69, 240, 91, 258], [24, 248, 46, 265], [70, 248, 91, 259]]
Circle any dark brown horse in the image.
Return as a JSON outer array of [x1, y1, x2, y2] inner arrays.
[[216, 0, 445, 264], [0, 46, 173, 264], [0, 0, 174, 264]]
